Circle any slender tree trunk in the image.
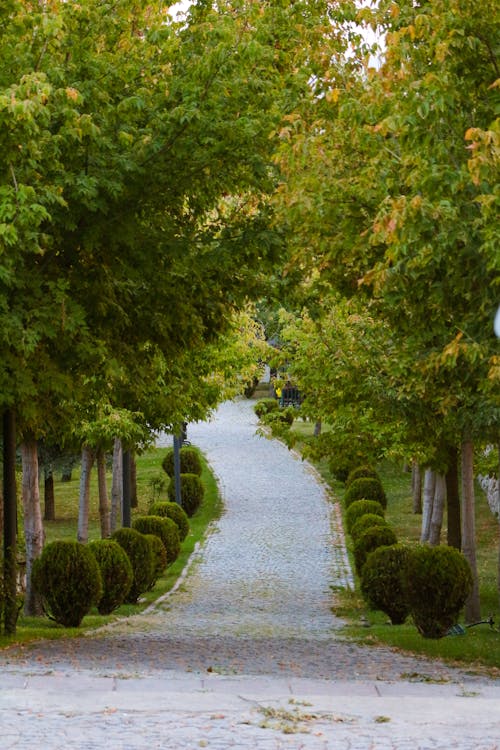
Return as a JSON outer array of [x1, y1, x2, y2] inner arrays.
[[77, 446, 94, 543], [44, 468, 55, 521], [446, 445, 461, 549], [122, 449, 132, 528], [429, 473, 446, 546], [412, 461, 422, 514], [3, 410, 18, 634], [130, 453, 138, 508], [461, 440, 481, 623], [96, 449, 111, 539], [314, 420, 322, 437], [111, 438, 122, 533], [420, 468, 435, 543], [21, 439, 44, 616]]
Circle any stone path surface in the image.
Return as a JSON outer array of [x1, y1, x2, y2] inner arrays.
[[1, 398, 500, 748]]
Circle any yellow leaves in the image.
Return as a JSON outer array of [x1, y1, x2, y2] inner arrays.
[[65, 87, 80, 102], [325, 88, 341, 104]]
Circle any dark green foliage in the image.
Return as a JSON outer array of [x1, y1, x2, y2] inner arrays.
[[353, 525, 398, 576], [162, 447, 202, 477], [345, 499, 385, 535], [403, 545, 473, 638], [31, 540, 103, 627], [344, 477, 387, 509], [346, 465, 380, 488], [132, 515, 180, 564], [350, 513, 390, 542], [254, 398, 279, 418], [149, 501, 190, 541], [144, 534, 167, 589], [87, 540, 133, 615], [361, 544, 411, 625], [167, 473, 205, 517], [111, 528, 154, 604]]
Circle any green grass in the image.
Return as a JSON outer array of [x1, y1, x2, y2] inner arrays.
[[0, 446, 222, 648], [292, 420, 500, 674]]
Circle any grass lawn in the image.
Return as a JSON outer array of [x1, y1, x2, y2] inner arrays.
[[291, 418, 500, 674], [0, 445, 222, 648]]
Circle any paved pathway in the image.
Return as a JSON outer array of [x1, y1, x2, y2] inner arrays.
[[1, 399, 500, 748]]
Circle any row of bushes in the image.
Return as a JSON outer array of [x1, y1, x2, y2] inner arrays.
[[342, 465, 473, 638], [32, 447, 205, 629]]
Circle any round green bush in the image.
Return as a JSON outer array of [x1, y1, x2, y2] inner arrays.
[[345, 499, 385, 535], [260, 407, 295, 427], [144, 534, 168, 588], [360, 544, 411, 625], [353, 524, 398, 576], [344, 477, 387, 509], [162, 446, 202, 477], [32, 540, 103, 627], [167, 473, 205, 517], [87, 539, 133, 615], [346, 465, 380, 488], [149, 501, 190, 541], [350, 513, 390, 542], [111, 527, 154, 603], [403, 545, 473, 638], [254, 398, 279, 418], [132, 515, 180, 564]]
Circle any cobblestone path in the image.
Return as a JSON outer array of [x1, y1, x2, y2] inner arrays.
[[1, 398, 499, 749]]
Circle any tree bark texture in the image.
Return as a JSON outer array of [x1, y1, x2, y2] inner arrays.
[[461, 440, 481, 623], [97, 449, 111, 539], [429, 473, 446, 546], [111, 438, 122, 533], [3, 410, 18, 634], [21, 440, 44, 616], [420, 468, 435, 543], [43, 468, 55, 521], [412, 461, 422, 514], [77, 446, 94, 544], [446, 445, 461, 549]]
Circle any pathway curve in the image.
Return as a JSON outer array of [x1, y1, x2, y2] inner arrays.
[[1, 398, 499, 749]]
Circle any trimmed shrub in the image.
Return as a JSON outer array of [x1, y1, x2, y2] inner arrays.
[[254, 398, 279, 418], [350, 513, 390, 542], [403, 545, 473, 638], [162, 446, 202, 477], [346, 465, 380, 488], [88, 539, 133, 615], [149, 501, 190, 541], [344, 477, 387, 509], [111, 527, 154, 603], [132, 515, 180, 564], [353, 525, 398, 576], [144, 534, 168, 588], [32, 540, 103, 627], [360, 544, 411, 625], [345, 499, 385, 535], [167, 473, 204, 517], [260, 406, 295, 428]]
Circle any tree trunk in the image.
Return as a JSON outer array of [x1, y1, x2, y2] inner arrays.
[[130, 453, 138, 508], [21, 439, 44, 616], [412, 461, 422, 514], [44, 468, 55, 521], [110, 438, 122, 533], [3, 410, 18, 634], [461, 439, 481, 623], [314, 420, 322, 437], [122, 449, 132, 528], [497, 444, 500, 609], [429, 473, 446, 546], [420, 468, 435, 543], [446, 445, 461, 549], [96, 449, 111, 539], [77, 446, 94, 544]]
